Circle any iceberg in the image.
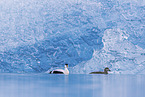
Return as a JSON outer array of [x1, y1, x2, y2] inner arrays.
[[0, 0, 145, 74], [71, 29, 145, 74]]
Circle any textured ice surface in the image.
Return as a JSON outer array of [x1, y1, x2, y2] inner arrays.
[[0, 0, 145, 73], [71, 29, 145, 74]]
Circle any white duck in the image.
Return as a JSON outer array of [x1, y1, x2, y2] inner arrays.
[[49, 64, 69, 75]]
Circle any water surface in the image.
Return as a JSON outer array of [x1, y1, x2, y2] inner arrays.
[[0, 74, 144, 97]]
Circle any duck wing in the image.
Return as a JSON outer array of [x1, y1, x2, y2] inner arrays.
[[52, 71, 64, 74], [51, 69, 65, 74], [89, 71, 104, 74]]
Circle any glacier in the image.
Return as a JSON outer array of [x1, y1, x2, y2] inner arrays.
[[71, 29, 145, 74], [0, 0, 145, 74]]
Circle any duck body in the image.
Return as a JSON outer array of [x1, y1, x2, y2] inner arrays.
[[49, 64, 69, 75], [89, 71, 108, 74], [49, 69, 64, 74], [89, 67, 111, 74]]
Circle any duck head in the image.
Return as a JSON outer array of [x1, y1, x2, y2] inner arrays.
[[65, 64, 68, 68], [104, 67, 111, 74]]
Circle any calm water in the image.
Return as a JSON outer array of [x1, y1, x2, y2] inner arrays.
[[0, 74, 145, 97]]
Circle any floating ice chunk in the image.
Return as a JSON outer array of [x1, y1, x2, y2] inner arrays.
[[71, 28, 145, 74]]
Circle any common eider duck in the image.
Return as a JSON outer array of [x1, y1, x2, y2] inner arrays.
[[89, 67, 111, 74], [49, 64, 69, 75]]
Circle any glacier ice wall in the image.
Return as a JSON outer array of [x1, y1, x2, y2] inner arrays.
[[0, 0, 145, 73], [71, 29, 145, 74]]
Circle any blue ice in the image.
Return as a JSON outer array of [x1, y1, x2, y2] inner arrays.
[[0, 0, 145, 74]]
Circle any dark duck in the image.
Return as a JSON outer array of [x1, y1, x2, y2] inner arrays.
[[89, 67, 111, 74]]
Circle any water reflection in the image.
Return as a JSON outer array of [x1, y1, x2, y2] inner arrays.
[[0, 74, 145, 97]]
